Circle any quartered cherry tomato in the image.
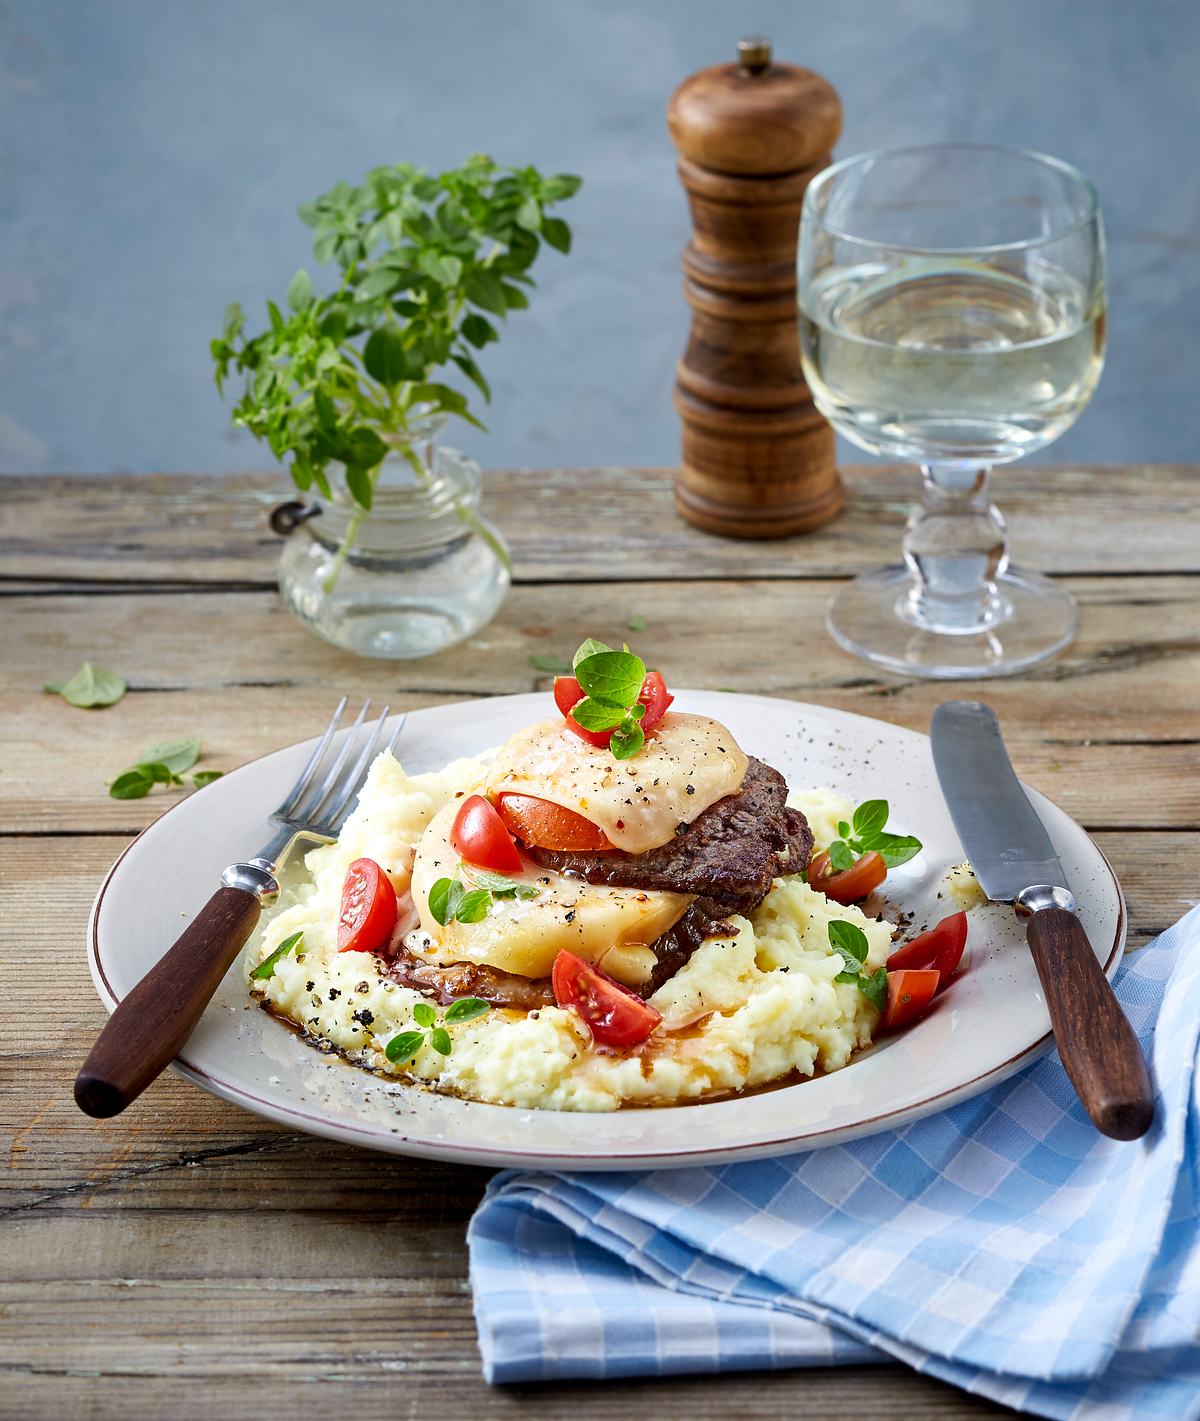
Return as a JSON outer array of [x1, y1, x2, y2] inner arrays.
[[337, 857, 398, 955], [495, 793, 613, 852], [635, 672, 673, 731], [880, 968, 941, 1031], [886, 911, 967, 985], [450, 793, 523, 873], [808, 849, 887, 904], [551, 949, 662, 1050], [553, 672, 675, 748]]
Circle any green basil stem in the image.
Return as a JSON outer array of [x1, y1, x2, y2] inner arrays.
[[320, 423, 511, 596]]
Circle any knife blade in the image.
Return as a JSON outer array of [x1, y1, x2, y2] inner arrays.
[[930, 701, 1153, 1141], [930, 700, 1067, 903]]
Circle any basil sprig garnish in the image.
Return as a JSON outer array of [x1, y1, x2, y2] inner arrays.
[[384, 995, 491, 1065], [826, 800, 923, 871], [570, 638, 649, 761], [107, 736, 224, 800], [827, 920, 887, 1011], [429, 863, 541, 925]]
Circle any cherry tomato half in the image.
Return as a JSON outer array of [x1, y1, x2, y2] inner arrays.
[[880, 968, 941, 1032], [337, 857, 398, 955], [887, 911, 967, 985], [553, 672, 675, 748], [495, 793, 614, 852], [808, 849, 887, 904], [551, 949, 662, 1050], [450, 793, 523, 873]]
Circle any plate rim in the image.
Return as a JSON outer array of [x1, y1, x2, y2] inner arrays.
[[86, 691, 1127, 1169]]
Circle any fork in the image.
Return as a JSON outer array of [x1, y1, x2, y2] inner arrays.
[[74, 700, 405, 1119]]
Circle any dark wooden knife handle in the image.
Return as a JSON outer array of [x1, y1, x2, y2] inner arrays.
[[1025, 907, 1153, 1140], [75, 885, 261, 1118]]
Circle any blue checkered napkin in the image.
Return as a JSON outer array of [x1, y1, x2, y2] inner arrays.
[[469, 907, 1200, 1419]]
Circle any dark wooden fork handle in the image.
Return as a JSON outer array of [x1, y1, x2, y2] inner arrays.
[[1025, 906, 1154, 1140], [75, 885, 261, 1118]]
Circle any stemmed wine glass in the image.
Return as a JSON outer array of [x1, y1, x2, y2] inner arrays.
[[798, 144, 1106, 678]]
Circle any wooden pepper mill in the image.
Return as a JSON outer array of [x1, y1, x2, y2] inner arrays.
[[668, 36, 843, 537]]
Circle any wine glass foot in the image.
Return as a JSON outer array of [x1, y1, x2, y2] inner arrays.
[[826, 566, 1078, 680]]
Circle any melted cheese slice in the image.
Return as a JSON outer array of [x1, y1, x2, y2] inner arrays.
[[409, 802, 692, 983], [483, 712, 748, 854]]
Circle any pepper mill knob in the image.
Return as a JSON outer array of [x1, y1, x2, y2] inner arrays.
[[668, 38, 843, 538]]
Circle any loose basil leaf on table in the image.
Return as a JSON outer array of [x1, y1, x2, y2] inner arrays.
[[44, 661, 126, 709]]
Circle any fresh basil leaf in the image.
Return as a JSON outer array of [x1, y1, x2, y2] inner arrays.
[[464, 269, 506, 316], [385, 1029, 426, 1065], [541, 217, 571, 253], [529, 652, 572, 674], [108, 768, 155, 800], [139, 762, 181, 786], [287, 268, 314, 311], [251, 931, 304, 981], [191, 770, 224, 788], [444, 997, 491, 1024], [828, 919, 869, 963], [853, 800, 889, 839], [363, 325, 409, 386], [626, 613, 646, 632], [628, 702, 646, 721], [460, 866, 539, 899], [345, 465, 374, 510], [570, 697, 628, 732], [827, 840, 855, 873], [418, 250, 463, 287], [413, 1002, 436, 1028], [873, 833, 924, 868], [572, 637, 613, 670], [834, 967, 861, 984], [460, 866, 521, 891], [461, 313, 497, 348], [428, 877, 460, 926], [858, 967, 888, 1012], [543, 173, 583, 200], [837, 820, 851, 839], [429, 1026, 453, 1055], [609, 719, 645, 761], [139, 738, 202, 774], [574, 650, 645, 708], [515, 197, 541, 232], [356, 265, 404, 299], [454, 889, 492, 924], [44, 661, 126, 709]]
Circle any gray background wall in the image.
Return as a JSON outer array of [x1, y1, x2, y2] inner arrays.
[[1, 0, 1196, 475]]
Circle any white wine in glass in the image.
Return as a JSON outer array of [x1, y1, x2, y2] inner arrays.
[[799, 145, 1107, 678]]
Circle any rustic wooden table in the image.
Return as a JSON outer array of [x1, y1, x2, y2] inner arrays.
[[3, 465, 1198, 1420]]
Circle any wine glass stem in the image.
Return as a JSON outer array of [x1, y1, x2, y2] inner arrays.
[[900, 462, 1011, 635]]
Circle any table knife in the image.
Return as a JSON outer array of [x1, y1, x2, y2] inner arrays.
[[930, 701, 1153, 1141]]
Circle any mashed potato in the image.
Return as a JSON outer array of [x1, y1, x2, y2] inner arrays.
[[246, 755, 892, 1112]]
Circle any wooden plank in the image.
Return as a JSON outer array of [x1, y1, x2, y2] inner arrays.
[[2, 465, 1198, 585], [6, 577, 1198, 834], [0, 1368, 1015, 1421], [3, 831, 1188, 1420]]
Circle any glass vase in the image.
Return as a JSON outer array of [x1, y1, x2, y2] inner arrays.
[[275, 431, 510, 660]]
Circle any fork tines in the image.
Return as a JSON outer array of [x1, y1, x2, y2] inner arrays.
[[275, 700, 406, 837]]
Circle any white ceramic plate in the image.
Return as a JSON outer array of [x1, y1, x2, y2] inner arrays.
[[88, 692, 1124, 1170]]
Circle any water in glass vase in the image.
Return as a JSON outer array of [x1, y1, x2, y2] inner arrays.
[[800, 262, 1105, 464]]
